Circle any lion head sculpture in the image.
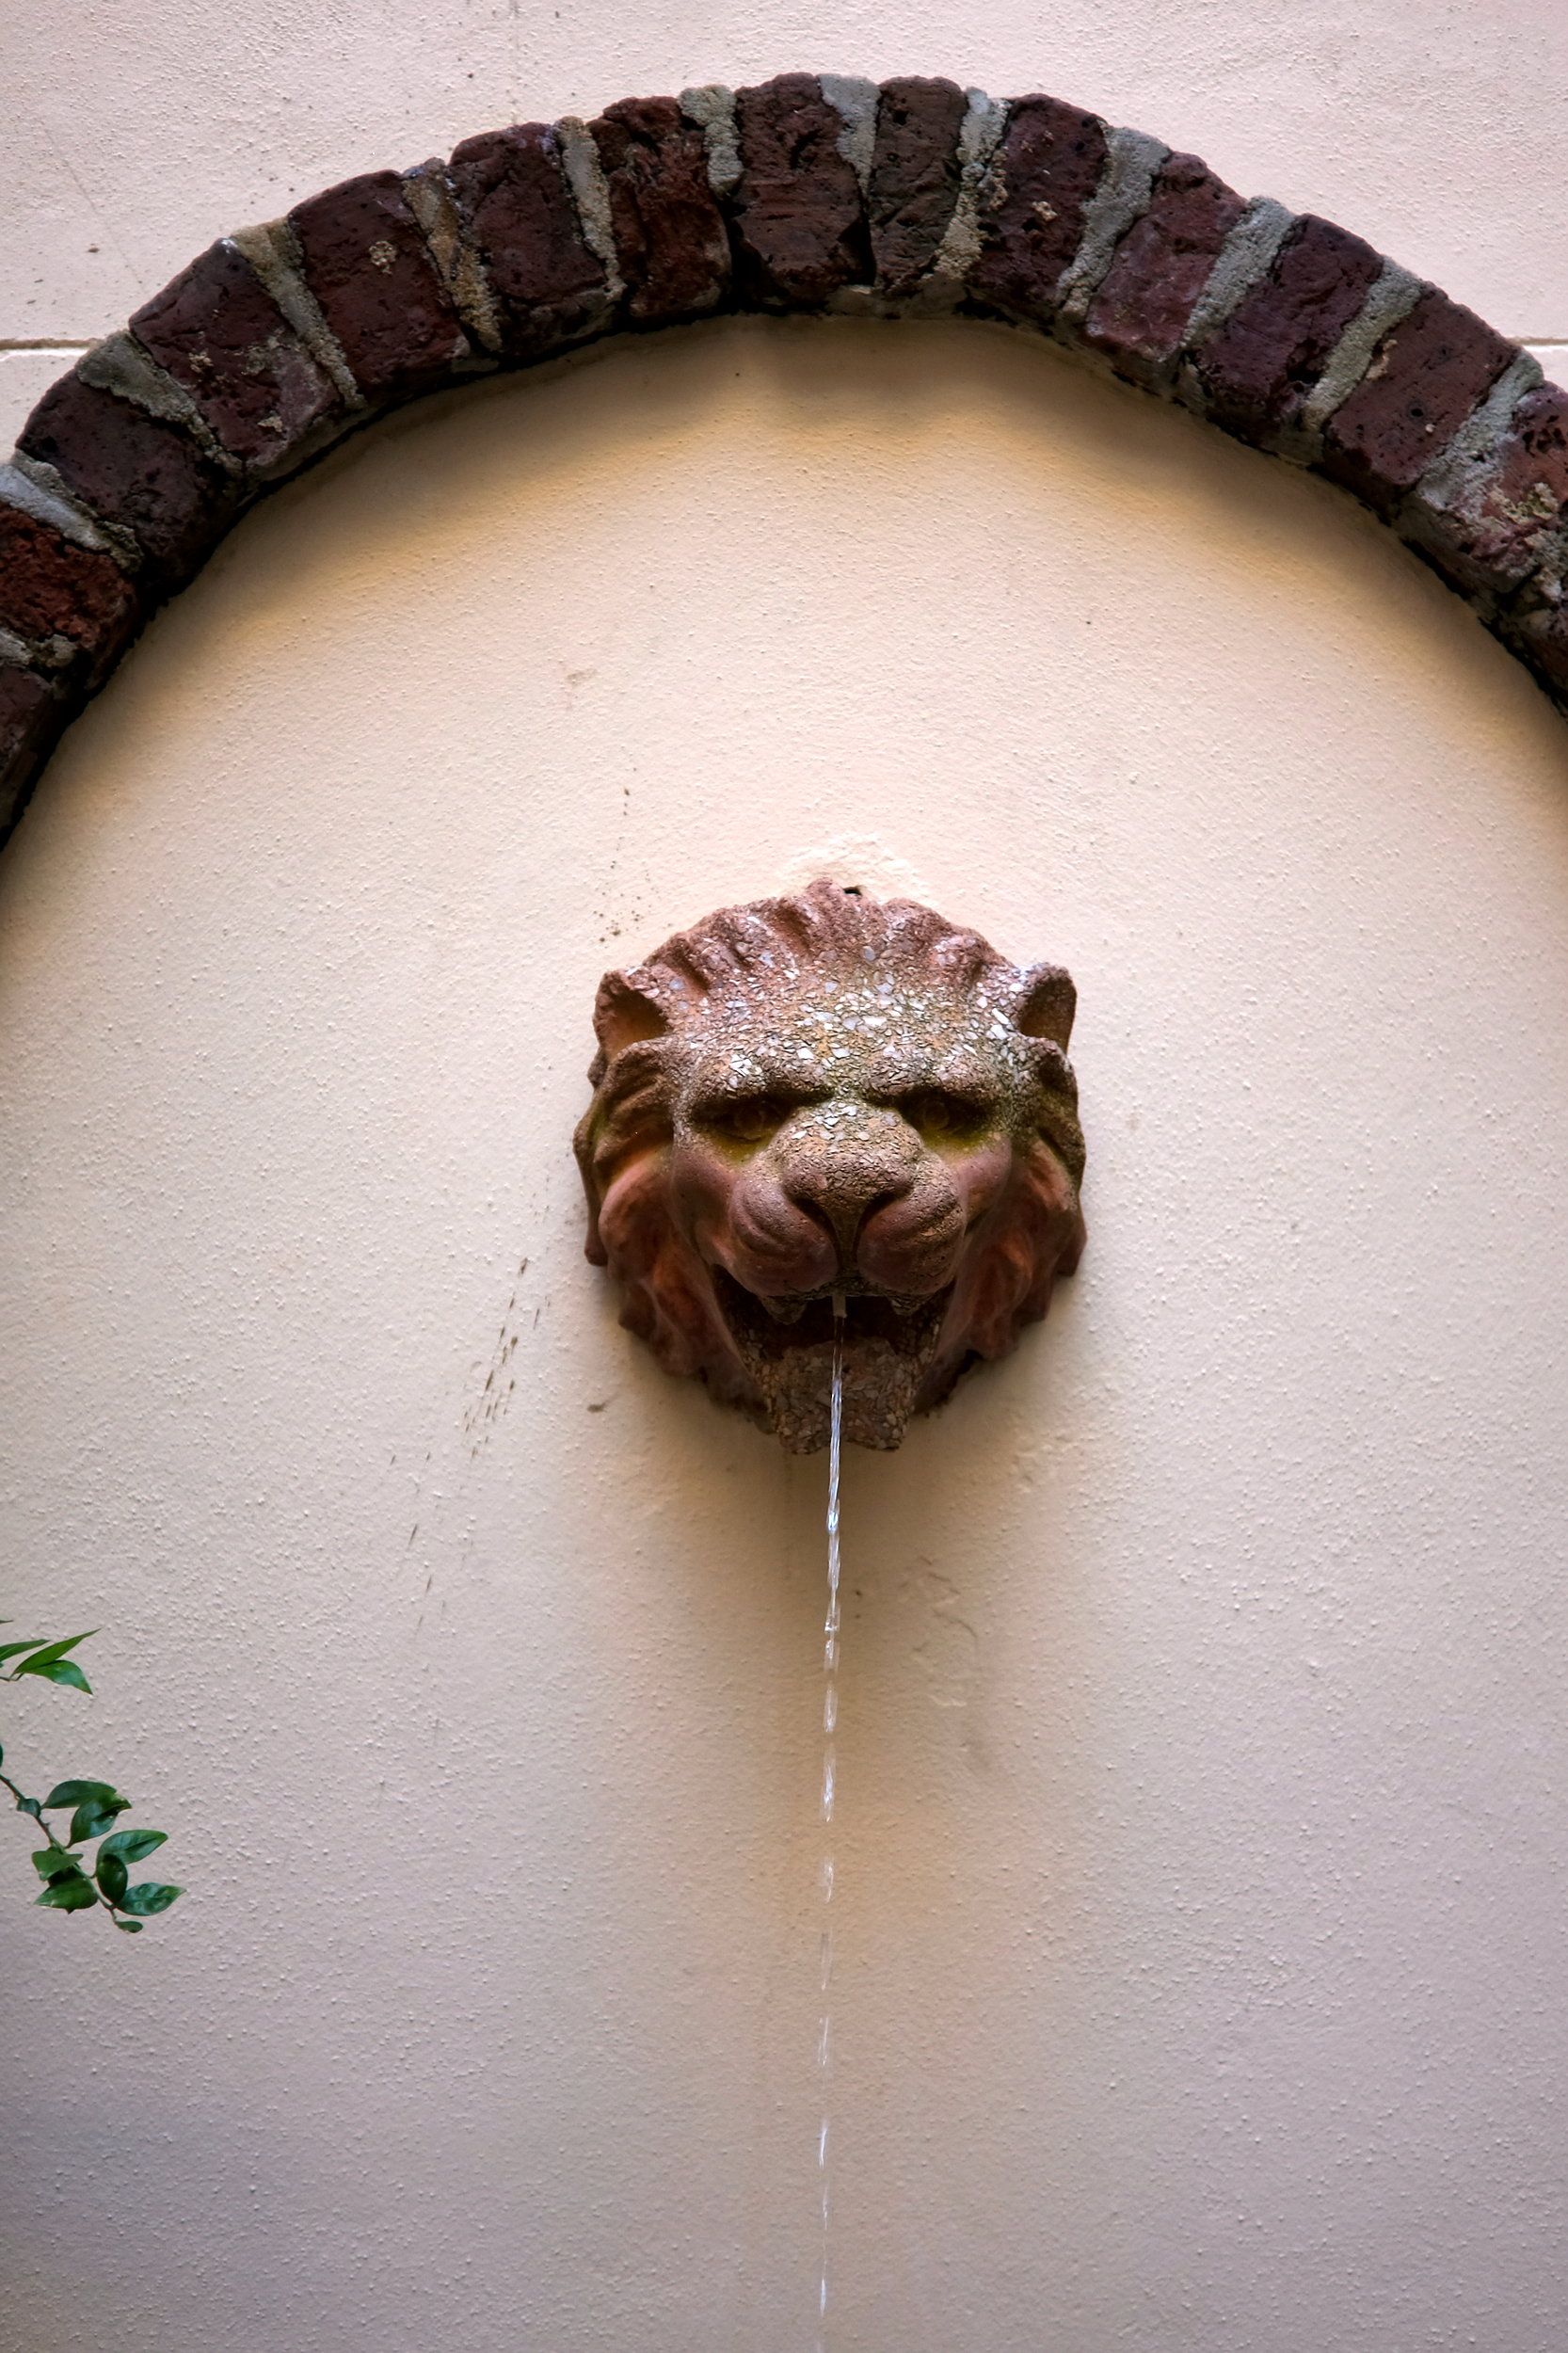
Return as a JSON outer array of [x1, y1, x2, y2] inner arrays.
[[573, 879, 1086, 1451]]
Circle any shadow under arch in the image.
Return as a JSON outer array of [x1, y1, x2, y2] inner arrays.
[[3, 71, 1568, 848]]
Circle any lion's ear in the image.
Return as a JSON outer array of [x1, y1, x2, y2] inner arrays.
[[1014, 963, 1077, 1048], [593, 968, 673, 1059]]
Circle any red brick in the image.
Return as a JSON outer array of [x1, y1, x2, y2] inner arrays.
[[0, 499, 139, 680], [590, 96, 731, 324], [866, 77, 968, 297], [1411, 383, 1568, 597], [18, 373, 234, 587], [1321, 289, 1516, 511], [731, 74, 871, 308], [130, 238, 344, 470], [290, 170, 468, 401], [1501, 598, 1568, 706], [967, 94, 1108, 324], [1084, 151, 1245, 382], [448, 123, 610, 357], [0, 664, 67, 842], [1194, 215, 1383, 440]]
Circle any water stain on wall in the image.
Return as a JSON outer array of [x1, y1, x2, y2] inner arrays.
[[461, 1255, 529, 1458]]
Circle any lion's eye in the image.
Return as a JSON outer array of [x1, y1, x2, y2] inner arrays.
[[898, 1088, 985, 1142], [705, 1095, 786, 1144]]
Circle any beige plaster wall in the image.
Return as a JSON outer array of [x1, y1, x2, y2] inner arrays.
[[7, 9, 1568, 2350], [5, 312, 1568, 2350]]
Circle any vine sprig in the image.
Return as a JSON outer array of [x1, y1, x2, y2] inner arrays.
[[2, 1627, 181, 1933]]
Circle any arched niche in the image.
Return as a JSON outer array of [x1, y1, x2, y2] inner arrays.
[[3, 73, 1568, 851], [3, 295, 1568, 2348]]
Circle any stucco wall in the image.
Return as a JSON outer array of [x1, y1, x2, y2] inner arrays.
[[5, 12, 1568, 2353]]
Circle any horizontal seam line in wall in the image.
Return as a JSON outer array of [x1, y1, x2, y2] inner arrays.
[[0, 340, 94, 353]]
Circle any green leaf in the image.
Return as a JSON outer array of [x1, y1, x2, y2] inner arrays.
[[35, 1870, 99, 1912], [113, 1916, 143, 1934], [96, 1850, 128, 1904], [98, 1827, 167, 1868], [0, 1638, 49, 1665], [119, 1881, 182, 1917], [22, 1659, 92, 1693], [98, 1826, 167, 1864], [12, 1632, 95, 1673], [70, 1792, 130, 1843], [32, 1847, 80, 1882], [43, 1779, 120, 1810]]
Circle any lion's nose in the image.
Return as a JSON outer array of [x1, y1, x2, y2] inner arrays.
[[781, 1134, 919, 1262]]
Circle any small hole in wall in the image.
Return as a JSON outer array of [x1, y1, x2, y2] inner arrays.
[[842, 885, 863, 897]]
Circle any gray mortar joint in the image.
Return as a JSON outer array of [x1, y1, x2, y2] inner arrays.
[[919, 91, 1006, 304], [819, 75, 879, 195], [228, 221, 364, 408], [78, 330, 238, 472], [1055, 128, 1168, 323], [0, 456, 133, 567], [555, 120, 625, 304], [1294, 261, 1428, 453], [401, 161, 504, 361], [680, 86, 743, 200]]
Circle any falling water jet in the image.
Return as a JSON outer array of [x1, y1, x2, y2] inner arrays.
[[816, 1291, 845, 2349]]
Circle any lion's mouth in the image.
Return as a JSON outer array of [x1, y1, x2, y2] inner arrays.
[[710, 1266, 952, 1453]]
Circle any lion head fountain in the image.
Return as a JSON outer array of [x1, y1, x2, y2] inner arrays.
[[574, 878, 1086, 1451]]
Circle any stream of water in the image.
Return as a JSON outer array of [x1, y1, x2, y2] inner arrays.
[[816, 1295, 845, 2350]]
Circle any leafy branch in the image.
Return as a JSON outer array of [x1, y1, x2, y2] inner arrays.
[[1, 1628, 182, 1933]]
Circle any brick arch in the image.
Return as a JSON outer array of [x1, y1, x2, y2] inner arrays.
[[4, 72, 1566, 847]]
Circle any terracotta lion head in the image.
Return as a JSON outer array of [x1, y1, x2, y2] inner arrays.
[[573, 879, 1086, 1450]]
